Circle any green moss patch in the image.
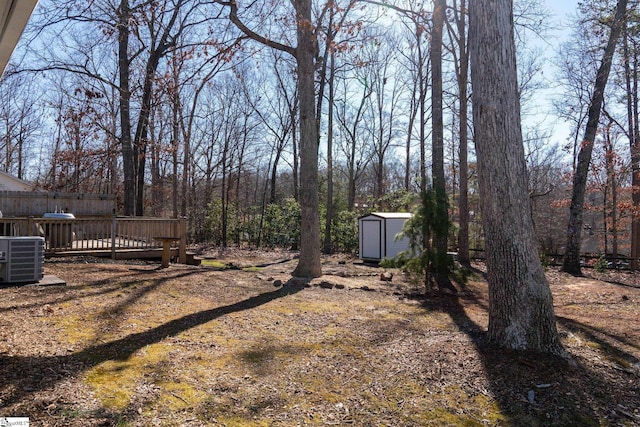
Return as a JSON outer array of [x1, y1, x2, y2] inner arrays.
[[7, 258, 636, 426], [201, 260, 229, 269]]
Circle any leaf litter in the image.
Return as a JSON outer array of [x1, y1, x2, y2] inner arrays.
[[0, 251, 637, 426]]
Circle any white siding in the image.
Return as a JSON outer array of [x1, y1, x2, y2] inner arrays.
[[385, 219, 410, 259], [0, 171, 34, 191]]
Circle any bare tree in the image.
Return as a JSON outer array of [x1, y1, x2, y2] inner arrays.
[[563, 0, 628, 275], [323, 48, 337, 253], [361, 33, 404, 202], [0, 71, 41, 180], [469, 0, 562, 353], [364, 0, 431, 192], [429, 0, 452, 289], [117, 0, 136, 215], [214, 0, 334, 277], [321, 2, 360, 252], [622, 12, 640, 268], [27, 0, 231, 215], [445, 0, 470, 267], [241, 54, 298, 205], [526, 136, 570, 256], [335, 71, 374, 211], [396, 7, 430, 193]]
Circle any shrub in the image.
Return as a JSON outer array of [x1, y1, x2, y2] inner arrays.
[[332, 210, 359, 253], [594, 254, 608, 273], [261, 198, 301, 249]]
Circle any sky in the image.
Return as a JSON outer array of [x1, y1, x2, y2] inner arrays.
[[546, 0, 579, 21], [533, 0, 579, 149]]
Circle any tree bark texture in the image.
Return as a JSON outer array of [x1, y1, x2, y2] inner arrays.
[[323, 50, 336, 254], [624, 25, 640, 268], [220, 0, 321, 276], [430, 0, 450, 283], [562, 0, 628, 275], [292, 0, 322, 278], [419, 44, 427, 193], [118, 0, 135, 216], [453, 0, 470, 267], [469, 0, 562, 353]]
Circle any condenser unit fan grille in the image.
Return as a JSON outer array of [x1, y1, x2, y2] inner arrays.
[[0, 237, 45, 283]]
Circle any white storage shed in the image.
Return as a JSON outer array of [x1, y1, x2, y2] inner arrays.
[[358, 212, 413, 262]]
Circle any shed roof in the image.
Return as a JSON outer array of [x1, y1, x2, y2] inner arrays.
[[359, 212, 413, 220], [0, 170, 35, 191]]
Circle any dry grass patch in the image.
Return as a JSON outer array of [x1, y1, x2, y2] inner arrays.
[[0, 256, 637, 426]]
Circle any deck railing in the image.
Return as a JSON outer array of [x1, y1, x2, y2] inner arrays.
[[0, 216, 186, 262]]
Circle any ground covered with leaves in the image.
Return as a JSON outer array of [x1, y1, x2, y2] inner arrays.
[[0, 249, 638, 426]]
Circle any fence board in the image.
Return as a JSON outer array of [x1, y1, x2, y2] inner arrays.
[[0, 191, 114, 217]]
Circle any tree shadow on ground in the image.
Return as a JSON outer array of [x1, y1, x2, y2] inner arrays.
[[0, 270, 147, 315], [556, 315, 640, 367], [0, 278, 306, 417], [418, 287, 639, 426], [585, 275, 640, 290]]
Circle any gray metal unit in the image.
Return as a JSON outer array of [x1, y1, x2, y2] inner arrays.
[[0, 236, 44, 283]]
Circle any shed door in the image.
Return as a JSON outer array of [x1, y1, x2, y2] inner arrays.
[[360, 220, 382, 259]]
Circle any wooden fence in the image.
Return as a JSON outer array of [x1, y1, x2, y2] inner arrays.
[[0, 191, 114, 217], [0, 216, 187, 263], [468, 249, 636, 270]]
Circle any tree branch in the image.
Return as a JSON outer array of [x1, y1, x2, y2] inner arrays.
[[213, 0, 296, 57]]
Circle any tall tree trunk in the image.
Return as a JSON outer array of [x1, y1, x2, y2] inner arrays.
[[16, 132, 23, 180], [172, 127, 179, 219], [217, 0, 320, 275], [149, 118, 161, 216], [343, 79, 371, 211], [181, 118, 190, 218], [292, 0, 322, 278], [624, 24, 640, 269], [611, 171, 618, 262], [118, 0, 135, 216], [604, 124, 619, 263], [347, 156, 356, 211], [324, 50, 336, 254], [451, 0, 470, 267], [562, 0, 628, 275], [235, 115, 248, 245], [134, 54, 163, 216], [469, 0, 562, 353], [291, 105, 299, 202], [221, 136, 229, 248], [376, 157, 384, 201], [430, 0, 451, 288], [405, 92, 417, 192], [269, 146, 282, 204], [419, 48, 427, 193], [172, 62, 180, 218]]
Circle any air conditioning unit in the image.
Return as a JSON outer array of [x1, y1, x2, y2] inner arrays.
[[0, 237, 45, 284]]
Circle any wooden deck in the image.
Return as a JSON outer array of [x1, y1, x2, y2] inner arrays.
[[0, 216, 187, 263]]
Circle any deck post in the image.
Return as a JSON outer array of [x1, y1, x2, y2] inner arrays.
[[111, 216, 117, 259], [178, 217, 187, 264]]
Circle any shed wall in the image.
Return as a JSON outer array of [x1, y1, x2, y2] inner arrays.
[[385, 219, 410, 259], [359, 213, 412, 261]]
